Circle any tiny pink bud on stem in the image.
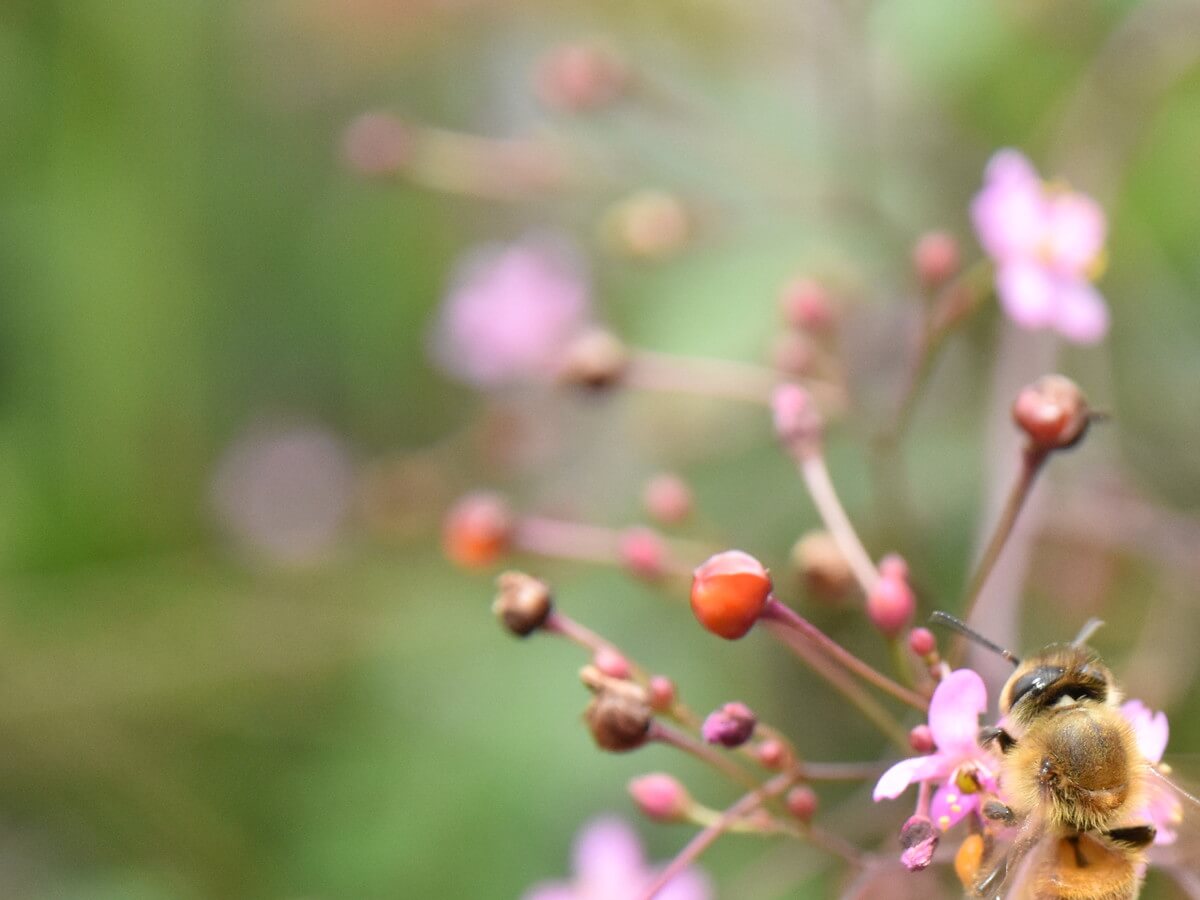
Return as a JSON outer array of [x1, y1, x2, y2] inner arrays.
[[648, 676, 677, 711], [913, 231, 960, 288], [629, 773, 693, 822], [702, 702, 757, 748], [593, 646, 631, 679], [785, 785, 818, 822], [642, 473, 693, 525], [1011, 374, 1091, 452], [779, 277, 836, 332], [866, 554, 916, 637], [618, 526, 668, 580], [908, 724, 935, 753]]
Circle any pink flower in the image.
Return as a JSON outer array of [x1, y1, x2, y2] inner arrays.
[[523, 817, 712, 900], [971, 149, 1109, 344], [1121, 699, 1182, 845], [873, 669, 999, 831], [430, 234, 591, 388]]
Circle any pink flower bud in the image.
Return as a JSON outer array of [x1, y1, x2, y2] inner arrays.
[[866, 555, 916, 637], [619, 526, 667, 580], [1011, 374, 1090, 452], [908, 724, 935, 754], [593, 647, 631, 680], [913, 231, 960, 288], [443, 492, 514, 568], [785, 785, 818, 822], [534, 42, 628, 113], [702, 702, 757, 748], [772, 383, 823, 454], [779, 278, 835, 332], [908, 627, 937, 658], [642, 473, 693, 525], [341, 112, 414, 177], [756, 739, 786, 769], [648, 676, 676, 712], [899, 815, 938, 871], [628, 773, 692, 822]]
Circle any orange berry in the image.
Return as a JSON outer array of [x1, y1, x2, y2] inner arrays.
[[442, 492, 513, 567], [690, 550, 772, 640]]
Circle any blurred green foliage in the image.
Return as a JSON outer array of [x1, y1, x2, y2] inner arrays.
[[1, 0, 1199, 898]]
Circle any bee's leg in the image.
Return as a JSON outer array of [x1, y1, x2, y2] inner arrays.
[[978, 725, 1015, 753], [981, 799, 1016, 826], [1103, 824, 1156, 848]]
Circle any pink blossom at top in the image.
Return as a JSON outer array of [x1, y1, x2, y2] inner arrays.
[[873, 669, 999, 831], [430, 234, 591, 388], [1121, 699, 1182, 845], [971, 149, 1110, 344], [523, 816, 712, 900]]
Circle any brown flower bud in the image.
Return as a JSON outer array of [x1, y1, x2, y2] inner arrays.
[[492, 571, 553, 637], [581, 666, 653, 752], [790, 530, 853, 600], [1011, 374, 1090, 452], [558, 328, 629, 389]]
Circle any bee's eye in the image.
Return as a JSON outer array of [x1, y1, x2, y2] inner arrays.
[[1009, 665, 1065, 707]]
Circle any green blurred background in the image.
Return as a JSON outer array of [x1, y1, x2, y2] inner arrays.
[[2, 0, 1200, 897]]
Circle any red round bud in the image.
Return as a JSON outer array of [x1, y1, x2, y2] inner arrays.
[[492, 571, 553, 637], [690, 550, 773, 640], [913, 231, 960, 288], [785, 785, 819, 822], [642, 473, 693, 525], [628, 773, 691, 822], [534, 42, 628, 113], [1011, 374, 1090, 452], [866, 555, 916, 637], [908, 723, 936, 754], [779, 278, 835, 332], [756, 739, 787, 769], [648, 676, 676, 712], [443, 492, 514, 567], [618, 526, 668, 580], [908, 627, 937, 658]]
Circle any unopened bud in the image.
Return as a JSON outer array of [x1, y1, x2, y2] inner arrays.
[[648, 676, 677, 711], [772, 383, 823, 456], [534, 41, 628, 113], [341, 111, 414, 177], [785, 785, 818, 822], [756, 739, 787, 769], [866, 554, 916, 637], [642, 473, 693, 525], [492, 571, 553, 637], [908, 724, 935, 754], [907, 627, 937, 658], [702, 702, 757, 748], [604, 189, 690, 261], [779, 278, 836, 332], [628, 773, 692, 822], [1011, 374, 1090, 452], [900, 815, 939, 871], [690, 550, 773, 640], [443, 492, 514, 567], [913, 231, 960, 288], [559, 327, 629, 389], [582, 667, 653, 752], [791, 530, 854, 601], [618, 526, 668, 580], [593, 646, 631, 679]]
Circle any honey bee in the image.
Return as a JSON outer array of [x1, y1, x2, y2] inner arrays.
[[931, 613, 1177, 900]]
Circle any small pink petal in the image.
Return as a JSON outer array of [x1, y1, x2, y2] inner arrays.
[[972, 152, 1047, 262], [928, 669, 988, 755], [573, 817, 645, 889], [1121, 700, 1169, 763], [1045, 191, 1106, 275], [873, 754, 948, 801], [1051, 280, 1109, 344], [930, 780, 979, 831], [995, 261, 1057, 330], [651, 867, 715, 900], [984, 149, 1040, 187]]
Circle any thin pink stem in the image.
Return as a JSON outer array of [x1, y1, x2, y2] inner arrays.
[[513, 515, 704, 577], [762, 599, 928, 711], [797, 453, 879, 594]]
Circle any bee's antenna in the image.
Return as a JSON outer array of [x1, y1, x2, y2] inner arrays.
[[1071, 618, 1105, 647], [929, 611, 1021, 666]]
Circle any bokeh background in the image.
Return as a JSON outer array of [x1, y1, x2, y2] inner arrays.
[[3, 0, 1200, 897]]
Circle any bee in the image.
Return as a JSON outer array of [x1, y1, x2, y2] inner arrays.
[[932, 612, 1169, 900]]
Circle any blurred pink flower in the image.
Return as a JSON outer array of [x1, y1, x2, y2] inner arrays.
[[430, 235, 591, 388], [523, 816, 712, 900], [971, 149, 1109, 344], [873, 669, 999, 831], [1121, 699, 1182, 845]]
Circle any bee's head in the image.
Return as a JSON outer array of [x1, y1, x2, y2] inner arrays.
[[998, 646, 1115, 723]]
